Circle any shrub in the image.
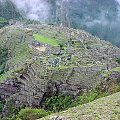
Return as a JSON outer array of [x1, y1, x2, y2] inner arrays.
[[0, 17, 8, 28], [17, 108, 48, 120], [44, 87, 112, 112], [0, 47, 8, 75], [73, 90, 99, 106], [116, 58, 120, 64], [0, 101, 5, 112], [115, 84, 120, 92], [44, 94, 74, 112]]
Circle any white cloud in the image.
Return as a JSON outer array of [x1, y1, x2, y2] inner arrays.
[[11, 0, 50, 21], [116, 0, 120, 4]]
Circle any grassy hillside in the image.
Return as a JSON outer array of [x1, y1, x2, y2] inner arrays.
[[40, 92, 120, 120], [0, 26, 33, 81], [0, 24, 119, 120], [33, 34, 60, 46]]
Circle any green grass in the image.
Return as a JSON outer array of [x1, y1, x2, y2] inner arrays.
[[43, 86, 111, 113], [0, 17, 7, 23], [43, 80, 120, 114], [116, 58, 120, 64], [41, 92, 120, 120], [0, 101, 5, 112], [44, 95, 73, 112], [0, 73, 8, 81], [102, 67, 120, 77], [0, 43, 32, 81], [17, 108, 48, 120], [112, 67, 120, 72], [33, 34, 60, 46]]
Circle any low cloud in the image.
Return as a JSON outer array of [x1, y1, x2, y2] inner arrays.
[[11, 0, 50, 21]]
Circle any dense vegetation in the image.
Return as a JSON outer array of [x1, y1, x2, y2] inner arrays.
[[0, 17, 8, 28], [44, 95, 74, 112], [0, 0, 21, 20], [0, 101, 5, 113], [116, 58, 120, 64], [43, 83, 120, 113], [0, 47, 8, 75], [2, 83, 120, 120], [17, 108, 48, 120], [1, 108, 48, 120]]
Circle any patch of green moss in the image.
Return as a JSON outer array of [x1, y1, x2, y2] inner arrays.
[[116, 58, 120, 64], [17, 108, 48, 120], [102, 67, 120, 78], [0, 17, 8, 28], [118, 113, 120, 119], [0, 73, 8, 81], [0, 17, 7, 23], [0, 47, 8, 75], [111, 67, 120, 72], [0, 101, 5, 113], [33, 34, 60, 46]]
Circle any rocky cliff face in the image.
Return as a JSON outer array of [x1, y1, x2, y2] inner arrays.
[[0, 24, 120, 116]]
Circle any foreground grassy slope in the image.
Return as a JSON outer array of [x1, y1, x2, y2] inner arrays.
[[40, 92, 120, 120]]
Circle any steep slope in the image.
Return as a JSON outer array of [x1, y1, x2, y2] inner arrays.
[[1, 0, 120, 47], [0, 25, 33, 80], [40, 92, 120, 120], [0, 0, 21, 20], [0, 24, 120, 117]]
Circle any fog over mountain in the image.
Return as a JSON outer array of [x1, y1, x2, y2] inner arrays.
[[0, 0, 120, 47], [11, 0, 50, 21], [0, 1, 120, 119]]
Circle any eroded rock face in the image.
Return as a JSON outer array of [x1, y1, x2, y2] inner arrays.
[[0, 62, 120, 117], [0, 24, 120, 116]]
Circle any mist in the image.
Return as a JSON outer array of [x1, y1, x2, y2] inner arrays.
[[67, 0, 120, 47], [11, 0, 50, 21], [0, 0, 120, 47]]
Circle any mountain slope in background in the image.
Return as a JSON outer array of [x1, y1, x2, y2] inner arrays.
[[0, 23, 120, 118], [1, 0, 119, 47], [0, 0, 21, 20], [0, 0, 120, 119]]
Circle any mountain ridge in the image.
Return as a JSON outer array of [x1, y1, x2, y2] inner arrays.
[[1, 0, 120, 47], [0, 23, 120, 119]]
